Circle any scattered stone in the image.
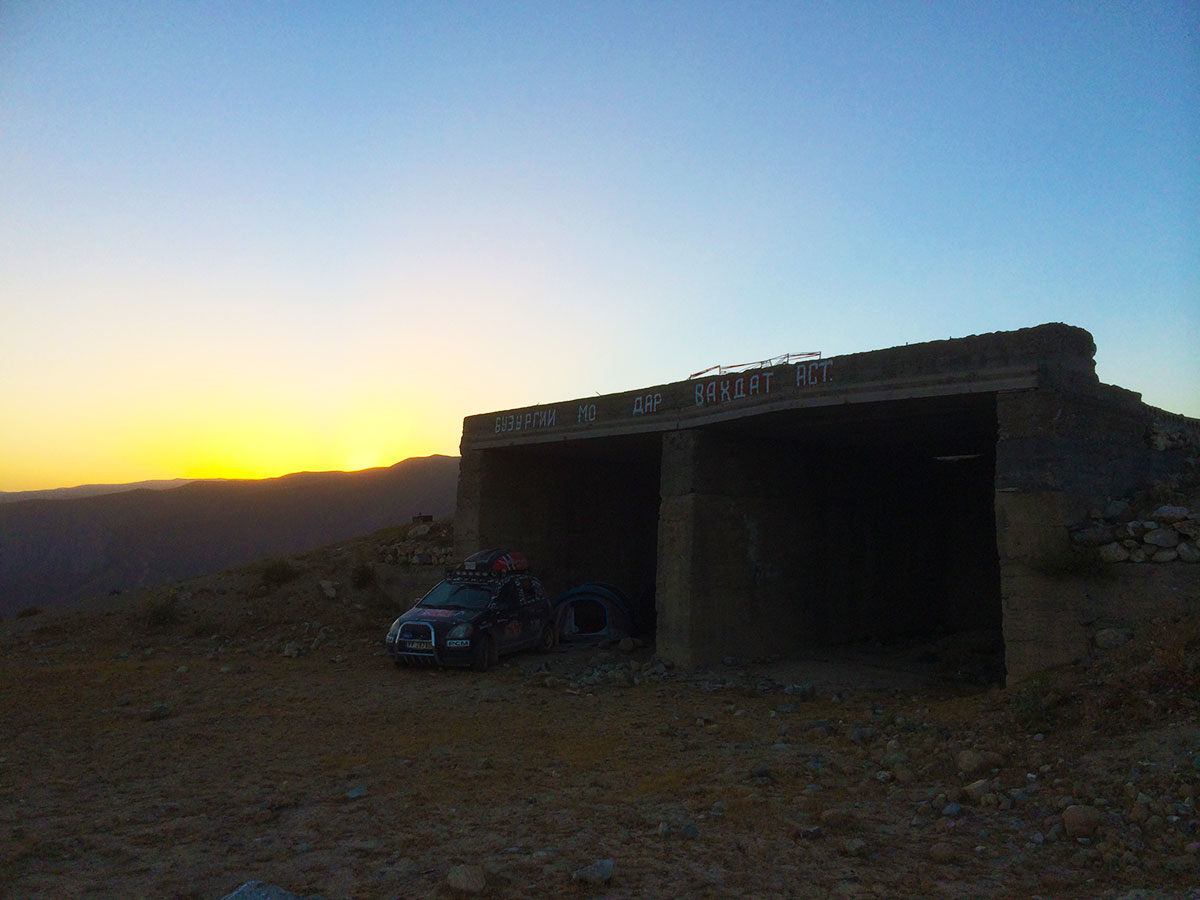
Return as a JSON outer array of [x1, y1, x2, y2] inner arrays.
[[929, 842, 957, 863], [942, 802, 964, 818], [1179, 542, 1200, 563], [319, 580, 338, 599], [445, 864, 486, 893], [618, 636, 635, 652], [1094, 629, 1132, 649], [345, 786, 368, 800], [283, 642, 302, 658], [956, 749, 1002, 775], [783, 681, 816, 700], [1098, 542, 1130, 562], [839, 838, 866, 857], [850, 725, 874, 744], [571, 858, 615, 885], [1062, 804, 1103, 838], [963, 779, 991, 802], [220, 883, 320, 900], [680, 823, 700, 839], [657, 821, 671, 837], [142, 702, 171, 721]]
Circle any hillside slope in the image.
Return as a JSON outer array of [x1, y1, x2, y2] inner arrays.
[[0, 455, 458, 615]]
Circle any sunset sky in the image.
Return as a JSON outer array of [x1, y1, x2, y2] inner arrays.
[[2, 2, 1197, 492]]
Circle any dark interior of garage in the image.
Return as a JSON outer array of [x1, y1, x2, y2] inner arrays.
[[476, 434, 663, 611], [710, 392, 1003, 665]]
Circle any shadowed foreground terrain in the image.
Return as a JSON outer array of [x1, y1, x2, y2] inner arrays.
[[2, 523, 1199, 900]]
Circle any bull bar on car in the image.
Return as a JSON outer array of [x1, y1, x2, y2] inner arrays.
[[392, 621, 438, 664]]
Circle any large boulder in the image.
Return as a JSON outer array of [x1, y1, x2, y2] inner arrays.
[[1175, 520, 1200, 540], [1151, 505, 1191, 523], [1144, 529, 1180, 548]]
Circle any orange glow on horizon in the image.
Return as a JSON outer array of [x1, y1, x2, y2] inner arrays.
[[0, 387, 464, 492]]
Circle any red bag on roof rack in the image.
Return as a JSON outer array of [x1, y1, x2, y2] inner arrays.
[[461, 549, 528, 573]]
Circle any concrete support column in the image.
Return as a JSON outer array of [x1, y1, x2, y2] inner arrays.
[[452, 449, 484, 563], [655, 430, 815, 667], [993, 490, 1091, 681], [655, 432, 704, 667]]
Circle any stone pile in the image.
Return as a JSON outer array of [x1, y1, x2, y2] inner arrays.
[[1072, 502, 1200, 564], [377, 521, 453, 567]]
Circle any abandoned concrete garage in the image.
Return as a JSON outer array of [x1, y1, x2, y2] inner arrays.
[[454, 324, 1199, 682]]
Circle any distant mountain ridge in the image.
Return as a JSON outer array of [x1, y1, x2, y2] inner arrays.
[[0, 479, 198, 503], [0, 455, 459, 616]]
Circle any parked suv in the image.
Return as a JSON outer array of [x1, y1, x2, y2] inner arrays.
[[385, 549, 555, 671]]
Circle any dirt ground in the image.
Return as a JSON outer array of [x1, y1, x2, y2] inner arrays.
[[3, 548, 1199, 900]]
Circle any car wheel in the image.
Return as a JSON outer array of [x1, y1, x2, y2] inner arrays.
[[537, 621, 556, 653], [472, 634, 495, 672]]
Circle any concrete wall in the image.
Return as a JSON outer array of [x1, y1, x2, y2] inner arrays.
[[995, 380, 1200, 680]]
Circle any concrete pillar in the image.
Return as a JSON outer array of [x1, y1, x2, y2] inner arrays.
[[993, 490, 1092, 680], [655, 430, 818, 667], [452, 450, 483, 563]]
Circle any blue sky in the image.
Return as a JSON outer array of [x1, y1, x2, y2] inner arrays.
[[1, 1, 1197, 490]]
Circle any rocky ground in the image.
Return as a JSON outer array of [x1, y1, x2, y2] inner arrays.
[[2, 522, 1199, 900]]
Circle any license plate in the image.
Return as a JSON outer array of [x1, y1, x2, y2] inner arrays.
[[405, 640, 433, 650]]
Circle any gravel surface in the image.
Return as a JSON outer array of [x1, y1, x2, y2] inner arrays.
[[3, 560, 1198, 900]]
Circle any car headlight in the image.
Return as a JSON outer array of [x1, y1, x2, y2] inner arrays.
[[446, 623, 473, 640], [387, 617, 403, 637]]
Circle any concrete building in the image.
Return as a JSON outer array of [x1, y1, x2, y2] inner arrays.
[[455, 324, 1199, 681]]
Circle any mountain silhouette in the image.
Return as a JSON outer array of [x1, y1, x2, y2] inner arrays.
[[0, 455, 458, 615]]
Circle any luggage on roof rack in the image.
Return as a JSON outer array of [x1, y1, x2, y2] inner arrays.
[[460, 549, 528, 573]]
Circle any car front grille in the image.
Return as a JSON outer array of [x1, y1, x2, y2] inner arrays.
[[397, 622, 436, 659]]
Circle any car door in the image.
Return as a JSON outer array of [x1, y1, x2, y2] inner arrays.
[[492, 580, 524, 650]]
